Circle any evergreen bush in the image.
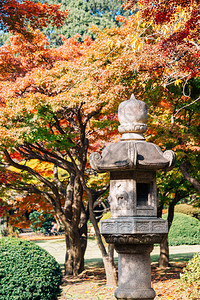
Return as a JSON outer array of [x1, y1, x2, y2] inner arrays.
[[179, 252, 200, 299], [165, 213, 200, 246], [0, 237, 62, 300]]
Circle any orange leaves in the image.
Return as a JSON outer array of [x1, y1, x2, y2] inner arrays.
[[115, 15, 128, 24], [159, 100, 172, 109], [0, 6, 199, 174], [122, 0, 200, 81], [9, 193, 54, 229], [0, 30, 53, 82]]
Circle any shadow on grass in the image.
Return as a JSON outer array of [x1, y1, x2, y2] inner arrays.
[[33, 238, 65, 244], [85, 252, 197, 269], [151, 252, 197, 264]]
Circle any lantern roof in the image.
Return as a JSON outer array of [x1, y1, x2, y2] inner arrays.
[[90, 94, 176, 172]]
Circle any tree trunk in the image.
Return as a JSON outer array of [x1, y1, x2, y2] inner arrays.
[[64, 227, 82, 276], [79, 206, 88, 273], [108, 244, 115, 266], [87, 190, 117, 286], [64, 175, 88, 275], [64, 208, 88, 275], [159, 237, 169, 268], [104, 244, 117, 286], [71, 163, 117, 284], [158, 189, 187, 268], [103, 254, 117, 286]]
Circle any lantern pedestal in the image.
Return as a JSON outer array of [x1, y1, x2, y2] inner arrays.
[[115, 244, 155, 300]]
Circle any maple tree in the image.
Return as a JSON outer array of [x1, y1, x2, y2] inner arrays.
[[0, 0, 67, 38], [123, 0, 200, 79], [120, 0, 200, 267], [0, 29, 118, 281]]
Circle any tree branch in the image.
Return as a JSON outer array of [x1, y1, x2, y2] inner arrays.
[[173, 96, 200, 118], [84, 106, 103, 126], [66, 150, 108, 256], [53, 164, 66, 197], [4, 149, 59, 197], [180, 162, 200, 194], [19, 143, 75, 174], [53, 116, 67, 135]]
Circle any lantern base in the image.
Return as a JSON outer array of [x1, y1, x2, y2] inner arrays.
[[114, 244, 155, 300], [115, 288, 155, 300]]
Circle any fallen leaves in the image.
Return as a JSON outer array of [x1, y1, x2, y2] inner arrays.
[[59, 263, 187, 300]]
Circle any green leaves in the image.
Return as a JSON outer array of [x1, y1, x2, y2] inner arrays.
[[0, 237, 62, 300], [163, 213, 200, 246]]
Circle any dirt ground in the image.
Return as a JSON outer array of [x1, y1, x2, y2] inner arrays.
[[59, 262, 186, 300]]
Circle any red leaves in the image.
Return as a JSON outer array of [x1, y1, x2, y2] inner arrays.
[[0, 0, 68, 36], [154, 5, 174, 24], [0, 199, 9, 217], [9, 151, 23, 161], [123, 0, 199, 45], [0, 169, 19, 185]]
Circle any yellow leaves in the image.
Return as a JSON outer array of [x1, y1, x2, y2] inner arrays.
[[135, 10, 142, 26], [130, 35, 143, 52], [174, 79, 182, 86], [155, 24, 161, 32], [152, 83, 157, 89], [107, 40, 114, 50], [29, 160, 54, 177], [179, 9, 186, 19], [135, 10, 141, 19]]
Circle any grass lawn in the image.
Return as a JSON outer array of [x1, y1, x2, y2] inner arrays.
[[31, 237, 199, 300]]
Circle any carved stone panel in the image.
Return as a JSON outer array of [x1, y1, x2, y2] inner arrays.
[[109, 178, 136, 217], [100, 217, 168, 235], [152, 220, 168, 233], [101, 221, 117, 234], [135, 221, 150, 233], [118, 222, 133, 233]]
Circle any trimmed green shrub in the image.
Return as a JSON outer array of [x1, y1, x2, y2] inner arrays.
[[179, 252, 200, 299], [175, 204, 200, 220], [0, 237, 62, 300], [163, 213, 200, 246]]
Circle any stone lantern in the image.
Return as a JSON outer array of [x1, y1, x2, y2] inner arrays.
[[89, 94, 176, 300]]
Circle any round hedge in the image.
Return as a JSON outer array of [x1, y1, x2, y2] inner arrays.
[[165, 213, 200, 246], [0, 237, 62, 300]]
